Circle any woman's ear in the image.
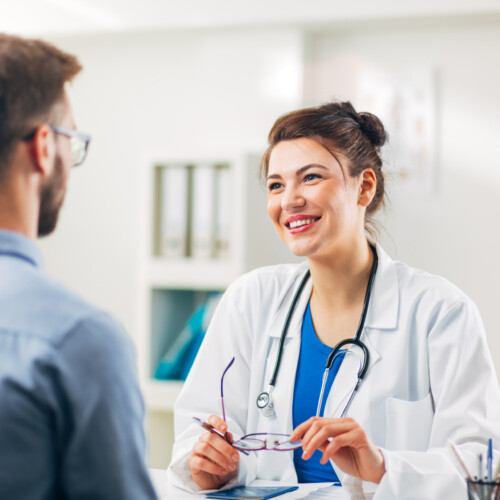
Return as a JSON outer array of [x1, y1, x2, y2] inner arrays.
[[31, 124, 56, 175], [358, 169, 377, 208]]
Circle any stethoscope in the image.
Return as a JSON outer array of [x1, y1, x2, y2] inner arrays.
[[256, 243, 378, 418]]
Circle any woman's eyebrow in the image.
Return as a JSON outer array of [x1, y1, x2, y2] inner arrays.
[[267, 163, 329, 181]]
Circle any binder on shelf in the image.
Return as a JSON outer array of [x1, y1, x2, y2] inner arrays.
[[160, 165, 188, 258], [154, 306, 205, 380], [191, 164, 216, 259], [154, 293, 222, 380], [152, 166, 163, 257], [152, 160, 233, 261], [214, 164, 231, 260]]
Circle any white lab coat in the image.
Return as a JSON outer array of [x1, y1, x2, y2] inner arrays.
[[168, 245, 500, 499]]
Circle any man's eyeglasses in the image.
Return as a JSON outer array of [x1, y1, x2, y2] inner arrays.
[[22, 125, 91, 167], [193, 357, 302, 452]]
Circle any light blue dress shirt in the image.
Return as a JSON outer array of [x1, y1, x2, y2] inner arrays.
[[0, 230, 157, 500]]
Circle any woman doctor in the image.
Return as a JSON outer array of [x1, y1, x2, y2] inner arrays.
[[168, 102, 500, 499]]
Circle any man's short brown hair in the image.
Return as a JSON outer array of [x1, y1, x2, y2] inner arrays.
[[0, 34, 82, 176]]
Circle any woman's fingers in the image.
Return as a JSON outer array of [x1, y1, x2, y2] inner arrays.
[[188, 453, 227, 476], [189, 415, 241, 490], [290, 417, 314, 441], [195, 432, 239, 471], [299, 418, 357, 458], [291, 416, 353, 441], [319, 429, 361, 464], [292, 417, 386, 483], [208, 414, 229, 435], [188, 433, 240, 490]]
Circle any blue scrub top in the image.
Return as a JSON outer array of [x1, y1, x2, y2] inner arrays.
[[292, 301, 345, 484]]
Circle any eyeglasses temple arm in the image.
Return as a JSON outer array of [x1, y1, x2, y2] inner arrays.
[[220, 357, 235, 429]]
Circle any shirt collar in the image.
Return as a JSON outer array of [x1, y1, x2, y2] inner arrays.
[[364, 243, 399, 330], [0, 230, 44, 268]]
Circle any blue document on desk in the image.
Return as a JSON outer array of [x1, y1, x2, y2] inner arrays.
[[205, 485, 298, 499]]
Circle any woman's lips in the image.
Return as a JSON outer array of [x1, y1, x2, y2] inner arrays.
[[284, 216, 321, 234]]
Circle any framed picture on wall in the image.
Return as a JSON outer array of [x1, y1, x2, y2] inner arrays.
[[355, 66, 438, 195]]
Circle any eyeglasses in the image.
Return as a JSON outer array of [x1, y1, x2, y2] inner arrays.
[[194, 357, 302, 452], [22, 125, 91, 167]]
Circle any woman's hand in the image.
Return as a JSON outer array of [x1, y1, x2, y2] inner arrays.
[[290, 417, 386, 484], [188, 415, 240, 490]]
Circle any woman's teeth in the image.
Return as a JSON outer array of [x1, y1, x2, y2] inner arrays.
[[289, 218, 317, 229]]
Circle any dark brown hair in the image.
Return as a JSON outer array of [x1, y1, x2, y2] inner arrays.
[[260, 101, 387, 232], [0, 34, 82, 176]]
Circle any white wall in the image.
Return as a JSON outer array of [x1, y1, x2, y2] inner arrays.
[[304, 16, 500, 373], [6, 0, 500, 37]]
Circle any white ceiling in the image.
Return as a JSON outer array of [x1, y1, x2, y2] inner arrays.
[[2, 0, 500, 37]]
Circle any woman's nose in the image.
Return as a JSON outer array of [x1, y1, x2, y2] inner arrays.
[[281, 186, 305, 211]]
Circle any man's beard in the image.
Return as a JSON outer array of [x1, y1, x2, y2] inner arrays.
[[38, 155, 66, 237]]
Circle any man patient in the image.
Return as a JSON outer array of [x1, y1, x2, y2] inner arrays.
[[0, 34, 157, 499]]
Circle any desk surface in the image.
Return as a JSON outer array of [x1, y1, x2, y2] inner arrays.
[[149, 469, 348, 499]]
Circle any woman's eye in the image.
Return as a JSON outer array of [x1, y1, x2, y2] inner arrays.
[[304, 173, 320, 182], [268, 182, 283, 191]]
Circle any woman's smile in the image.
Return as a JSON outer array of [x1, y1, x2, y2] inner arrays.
[[285, 215, 322, 234]]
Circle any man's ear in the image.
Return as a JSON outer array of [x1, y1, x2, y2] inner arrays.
[[31, 124, 55, 175], [358, 168, 377, 208]]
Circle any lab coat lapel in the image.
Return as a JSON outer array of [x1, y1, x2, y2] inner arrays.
[[266, 267, 312, 434], [271, 336, 300, 433], [363, 244, 399, 331], [265, 262, 311, 340], [322, 349, 360, 419]]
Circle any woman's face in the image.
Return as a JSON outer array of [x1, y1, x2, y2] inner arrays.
[[266, 137, 368, 260]]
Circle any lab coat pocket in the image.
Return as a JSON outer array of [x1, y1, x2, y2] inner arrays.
[[385, 392, 434, 451]]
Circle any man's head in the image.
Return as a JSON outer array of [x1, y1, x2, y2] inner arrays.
[[0, 34, 84, 237]]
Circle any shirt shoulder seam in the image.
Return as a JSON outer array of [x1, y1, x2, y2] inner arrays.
[[0, 310, 112, 350]]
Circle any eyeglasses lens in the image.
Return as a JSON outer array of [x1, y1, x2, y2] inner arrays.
[[234, 435, 302, 451], [273, 439, 302, 451], [70, 137, 85, 166], [234, 438, 263, 451]]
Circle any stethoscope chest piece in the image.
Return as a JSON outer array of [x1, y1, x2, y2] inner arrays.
[[257, 388, 275, 417]]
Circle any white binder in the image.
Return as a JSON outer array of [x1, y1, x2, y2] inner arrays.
[[191, 164, 215, 259], [161, 165, 188, 258], [214, 164, 231, 260]]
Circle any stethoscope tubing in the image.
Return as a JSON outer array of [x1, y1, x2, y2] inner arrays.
[[268, 269, 311, 387]]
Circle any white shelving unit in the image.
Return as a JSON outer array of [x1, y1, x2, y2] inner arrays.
[[136, 151, 299, 466]]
